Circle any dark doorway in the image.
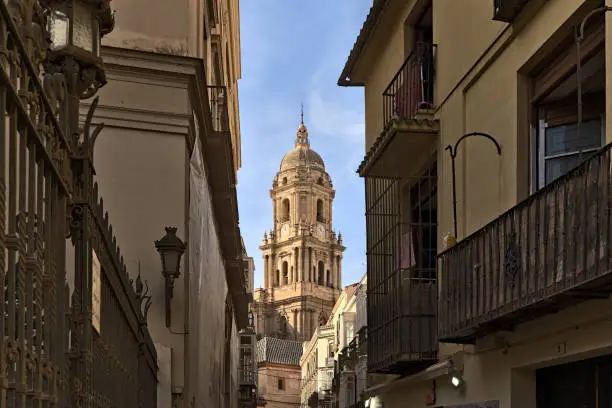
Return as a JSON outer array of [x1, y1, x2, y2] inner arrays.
[[537, 354, 612, 408]]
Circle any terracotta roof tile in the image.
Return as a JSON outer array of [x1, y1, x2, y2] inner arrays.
[[256, 337, 303, 366]]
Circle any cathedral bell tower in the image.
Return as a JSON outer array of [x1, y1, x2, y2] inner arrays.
[[253, 111, 345, 342]]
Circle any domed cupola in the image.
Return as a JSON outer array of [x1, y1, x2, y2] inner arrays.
[[279, 111, 325, 172]]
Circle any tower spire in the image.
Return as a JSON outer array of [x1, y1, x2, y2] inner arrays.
[[300, 103, 304, 125], [295, 103, 309, 147]]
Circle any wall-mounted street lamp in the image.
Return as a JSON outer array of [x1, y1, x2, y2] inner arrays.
[[365, 396, 383, 408], [45, 0, 114, 98], [450, 368, 464, 390], [155, 227, 186, 328]]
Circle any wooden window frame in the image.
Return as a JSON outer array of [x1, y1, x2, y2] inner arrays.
[[530, 16, 605, 191], [531, 22, 604, 104]]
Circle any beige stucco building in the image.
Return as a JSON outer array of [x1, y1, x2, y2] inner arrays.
[[340, 0, 612, 407], [253, 118, 345, 342], [300, 323, 335, 407], [300, 284, 359, 408], [86, 0, 248, 407]]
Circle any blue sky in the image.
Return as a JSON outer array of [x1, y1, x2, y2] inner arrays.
[[236, 0, 371, 289]]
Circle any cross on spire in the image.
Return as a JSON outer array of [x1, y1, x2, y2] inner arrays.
[[300, 103, 304, 125]]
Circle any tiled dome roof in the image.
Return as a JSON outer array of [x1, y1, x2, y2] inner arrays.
[[279, 121, 325, 171], [280, 145, 325, 171]]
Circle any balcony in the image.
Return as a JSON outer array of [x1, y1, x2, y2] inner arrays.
[[357, 327, 367, 358], [493, 0, 530, 23], [365, 169, 438, 374], [357, 42, 438, 179], [439, 144, 612, 343], [339, 340, 358, 373]]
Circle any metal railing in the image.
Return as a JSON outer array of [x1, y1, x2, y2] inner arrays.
[[439, 144, 612, 343], [365, 169, 438, 373], [357, 327, 367, 357], [0, 0, 158, 405], [382, 42, 435, 129]]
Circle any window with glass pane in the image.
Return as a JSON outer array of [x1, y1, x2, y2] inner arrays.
[[540, 118, 604, 187]]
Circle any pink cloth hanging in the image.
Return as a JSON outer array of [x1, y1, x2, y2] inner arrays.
[[394, 61, 423, 118], [400, 230, 417, 269]]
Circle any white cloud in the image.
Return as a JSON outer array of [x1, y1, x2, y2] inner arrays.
[[308, 90, 364, 143]]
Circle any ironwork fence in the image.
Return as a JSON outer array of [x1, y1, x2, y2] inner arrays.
[[382, 42, 435, 128], [438, 144, 612, 343], [0, 0, 157, 406]]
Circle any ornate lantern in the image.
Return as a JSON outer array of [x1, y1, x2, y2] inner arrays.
[[45, 0, 114, 98], [155, 227, 186, 328]]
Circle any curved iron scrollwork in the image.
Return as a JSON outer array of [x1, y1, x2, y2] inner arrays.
[[133, 266, 153, 325], [503, 228, 521, 287], [445, 132, 502, 237], [68, 204, 85, 242]]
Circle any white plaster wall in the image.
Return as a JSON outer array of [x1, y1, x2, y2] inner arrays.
[[188, 137, 235, 408], [92, 62, 188, 407], [156, 343, 173, 408]]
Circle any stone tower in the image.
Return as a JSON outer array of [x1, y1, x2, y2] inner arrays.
[[253, 113, 345, 342]]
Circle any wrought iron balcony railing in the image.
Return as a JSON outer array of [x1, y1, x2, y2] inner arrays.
[[382, 42, 435, 129], [357, 327, 367, 357], [439, 144, 612, 343]]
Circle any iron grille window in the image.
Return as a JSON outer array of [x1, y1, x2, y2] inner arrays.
[[365, 163, 437, 373]]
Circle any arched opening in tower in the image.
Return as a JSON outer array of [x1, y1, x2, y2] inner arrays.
[[275, 269, 280, 286], [316, 199, 324, 222], [278, 314, 288, 338], [282, 261, 289, 285], [282, 198, 290, 221], [317, 261, 325, 285]]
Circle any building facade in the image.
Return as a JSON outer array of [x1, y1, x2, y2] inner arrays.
[[340, 0, 612, 407], [240, 242, 258, 408], [301, 324, 335, 408], [333, 277, 368, 408], [256, 337, 304, 407], [301, 284, 361, 408], [91, 0, 248, 407], [352, 277, 371, 404], [253, 117, 345, 342]]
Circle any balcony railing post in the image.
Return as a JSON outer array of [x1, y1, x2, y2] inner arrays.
[[382, 42, 435, 128]]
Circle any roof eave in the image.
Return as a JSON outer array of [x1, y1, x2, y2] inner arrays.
[[337, 0, 389, 87]]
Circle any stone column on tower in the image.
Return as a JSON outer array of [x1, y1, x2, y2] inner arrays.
[[297, 246, 302, 282], [264, 255, 269, 287], [330, 253, 336, 289]]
